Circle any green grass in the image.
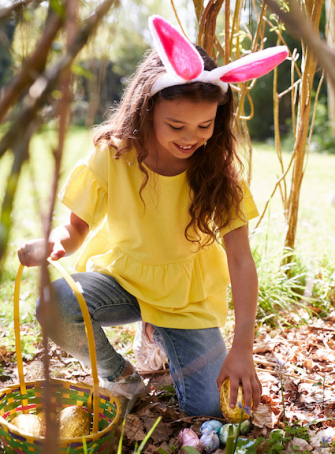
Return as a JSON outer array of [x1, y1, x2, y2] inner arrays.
[[249, 144, 335, 260], [248, 144, 335, 324], [0, 126, 91, 353], [1, 130, 335, 332]]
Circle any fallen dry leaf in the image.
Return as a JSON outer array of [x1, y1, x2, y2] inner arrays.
[[2, 317, 335, 452], [0, 346, 14, 362], [308, 427, 335, 448], [124, 414, 146, 442], [143, 417, 172, 443], [285, 437, 312, 453], [252, 404, 276, 428], [253, 342, 274, 353], [284, 409, 317, 424]]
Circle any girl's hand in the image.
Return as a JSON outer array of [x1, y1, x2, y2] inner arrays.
[[17, 238, 65, 267], [17, 213, 89, 267], [217, 347, 262, 411]]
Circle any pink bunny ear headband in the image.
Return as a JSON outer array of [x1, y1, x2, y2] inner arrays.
[[149, 15, 289, 97]]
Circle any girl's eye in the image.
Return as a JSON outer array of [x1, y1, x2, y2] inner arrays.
[[169, 124, 212, 130]]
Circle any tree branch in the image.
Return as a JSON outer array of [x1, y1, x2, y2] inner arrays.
[[0, 0, 44, 21], [264, 0, 335, 90], [0, 0, 118, 159], [0, 0, 118, 268], [0, 12, 64, 124]]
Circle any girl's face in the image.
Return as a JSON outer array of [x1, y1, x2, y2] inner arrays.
[[151, 97, 218, 170]]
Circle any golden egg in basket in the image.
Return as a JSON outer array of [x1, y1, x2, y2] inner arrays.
[[11, 414, 46, 437], [37, 410, 58, 424], [58, 406, 91, 438], [220, 378, 252, 423]]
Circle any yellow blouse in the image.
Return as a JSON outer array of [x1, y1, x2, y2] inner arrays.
[[59, 143, 259, 329]]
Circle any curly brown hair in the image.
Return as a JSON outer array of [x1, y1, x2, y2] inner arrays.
[[92, 46, 244, 247]]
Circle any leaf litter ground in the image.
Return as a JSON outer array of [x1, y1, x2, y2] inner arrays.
[[1, 313, 335, 453]]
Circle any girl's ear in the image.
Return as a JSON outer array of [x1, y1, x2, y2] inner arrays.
[[215, 46, 289, 83], [149, 15, 204, 81]]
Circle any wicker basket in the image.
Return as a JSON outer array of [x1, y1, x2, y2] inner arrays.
[[0, 260, 121, 453]]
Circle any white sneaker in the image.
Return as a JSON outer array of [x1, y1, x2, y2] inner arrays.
[[99, 360, 145, 417], [133, 322, 167, 373]]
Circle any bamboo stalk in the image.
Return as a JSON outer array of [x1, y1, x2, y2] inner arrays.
[[254, 150, 296, 230], [291, 50, 298, 141], [230, 0, 243, 60], [284, 1, 323, 252], [273, 31, 288, 210], [199, 0, 225, 55], [225, 0, 230, 64], [192, 0, 204, 22], [304, 70, 325, 176], [262, 16, 302, 78], [251, 2, 267, 51], [170, 0, 189, 39]]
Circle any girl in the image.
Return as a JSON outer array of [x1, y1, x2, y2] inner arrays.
[[18, 16, 288, 417]]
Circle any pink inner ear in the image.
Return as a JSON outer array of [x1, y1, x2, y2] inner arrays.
[[220, 51, 288, 83], [153, 17, 203, 80]]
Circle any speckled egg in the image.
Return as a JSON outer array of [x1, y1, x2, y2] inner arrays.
[[178, 428, 203, 454], [200, 420, 223, 434], [240, 419, 251, 435], [218, 423, 238, 445], [219, 378, 252, 423], [200, 428, 220, 454]]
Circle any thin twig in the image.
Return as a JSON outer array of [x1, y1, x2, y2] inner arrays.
[[264, 0, 335, 90], [278, 78, 301, 98], [304, 70, 325, 177], [0, 0, 44, 21], [170, 0, 189, 40], [262, 16, 302, 78], [254, 150, 296, 231], [40, 2, 79, 449], [255, 367, 335, 391]]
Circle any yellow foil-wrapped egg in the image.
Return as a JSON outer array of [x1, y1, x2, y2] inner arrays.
[[220, 378, 252, 423], [58, 406, 90, 439], [11, 414, 46, 437]]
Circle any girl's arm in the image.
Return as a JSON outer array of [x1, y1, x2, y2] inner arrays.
[[217, 224, 262, 411], [17, 212, 89, 267]]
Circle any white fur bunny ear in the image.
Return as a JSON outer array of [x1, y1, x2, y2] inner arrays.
[[215, 46, 289, 83], [149, 15, 204, 81], [148, 15, 289, 96]]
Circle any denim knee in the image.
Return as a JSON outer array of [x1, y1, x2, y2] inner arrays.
[[152, 326, 227, 418]]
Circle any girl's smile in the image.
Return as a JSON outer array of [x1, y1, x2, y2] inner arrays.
[[147, 98, 218, 175]]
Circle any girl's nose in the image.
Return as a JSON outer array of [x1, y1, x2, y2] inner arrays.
[[181, 130, 198, 144]]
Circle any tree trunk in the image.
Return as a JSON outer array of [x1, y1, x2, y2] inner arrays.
[[326, 0, 335, 137], [284, 0, 323, 252]]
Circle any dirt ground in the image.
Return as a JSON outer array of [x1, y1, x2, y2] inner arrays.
[[1, 313, 335, 453]]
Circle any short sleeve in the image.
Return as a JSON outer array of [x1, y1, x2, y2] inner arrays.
[[220, 180, 259, 236], [58, 145, 109, 231]]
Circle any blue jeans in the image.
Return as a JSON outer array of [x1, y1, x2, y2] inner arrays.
[[36, 271, 227, 417]]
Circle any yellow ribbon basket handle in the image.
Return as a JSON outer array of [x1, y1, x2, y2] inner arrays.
[[14, 259, 100, 434]]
